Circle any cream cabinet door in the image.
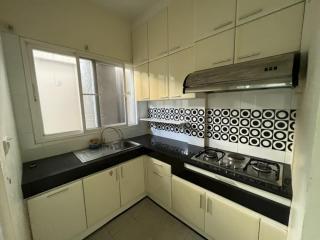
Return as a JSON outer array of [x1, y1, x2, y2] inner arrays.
[[148, 8, 168, 59], [149, 57, 168, 100], [168, 0, 194, 52], [120, 156, 145, 206], [169, 48, 195, 99], [132, 23, 148, 65], [205, 192, 260, 240], [259, 218, 288, 240], [194, 0, 236, 41], [83, 166, 121, 227], [195, 29, 234, 71], [134, 63, 149, 101], [237, 0, 301, 25], [235, 3, 304, 63], [172, 176, 206, 230], [146, 157, 172, 209], [27, 180, 87, 240]]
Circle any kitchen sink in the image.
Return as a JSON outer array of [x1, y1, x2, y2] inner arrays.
[[73, 140, 141, 163]]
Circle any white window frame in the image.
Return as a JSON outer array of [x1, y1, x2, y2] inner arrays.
[[21, 38, 135, 144]]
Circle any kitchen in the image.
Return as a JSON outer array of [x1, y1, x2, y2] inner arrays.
[[0, 0, 319, 240]]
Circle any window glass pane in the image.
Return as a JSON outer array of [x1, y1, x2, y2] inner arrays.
[[83, 95, 99, 129], [79, 58, 96, 94], [32, 49, 83, 135], [125, 65, 138, 125], [96, 63, 126, 126]]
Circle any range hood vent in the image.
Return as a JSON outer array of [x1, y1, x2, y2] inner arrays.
[[183, 52, 300, 93]]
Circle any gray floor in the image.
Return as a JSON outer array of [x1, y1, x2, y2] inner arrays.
[[86, 198, 206, 240]]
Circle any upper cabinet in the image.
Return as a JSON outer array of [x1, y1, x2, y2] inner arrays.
[[194, 0, 236, 41], [134, 63, 149, 101], [169, 48, 195, 99], [149, 57, 169, 100], [132, 23, 148, 65], [148, 8, 168, 60], [237, 0, 302, 25], [235, 3, 304, 63], [168, 0, 194, 53], [195, 29, 234, 71]]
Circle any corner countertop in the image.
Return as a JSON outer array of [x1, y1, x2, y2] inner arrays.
[[22, 134, 291, 225]]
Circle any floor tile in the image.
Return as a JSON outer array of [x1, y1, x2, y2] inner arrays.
[[85, 198, 206, 240]]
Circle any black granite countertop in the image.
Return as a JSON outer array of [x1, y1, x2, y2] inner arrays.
[[22, 134, 292, 225]]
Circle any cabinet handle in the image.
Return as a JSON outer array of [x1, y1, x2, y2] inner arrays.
[[199, 194, 205, 209], [32, 83, 38, 102], [47, 188, 68, 198], [160, 96, 169, 99], [116, 168, 119, 181], [171, 95, 181, 98], [213, 21, 233, 31], [238, 52, 261, 60], [239, 8, 263, 21], [212, 58, 232, 66], [143, 97, 149, 100], [207, 198, 213, 214], [152, 171, 163, 178], [170, 46, 180, 52], [121, 166, 124, 178], [158, 51, 167, 56], [153, 162, 163, 167]]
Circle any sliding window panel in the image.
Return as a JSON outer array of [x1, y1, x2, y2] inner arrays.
[[79, 58, 100, 129], [96, 63, 126, 126], [32, 49, 83, 135]]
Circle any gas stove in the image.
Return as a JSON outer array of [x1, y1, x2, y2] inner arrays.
[[191, 148, 283, 187]]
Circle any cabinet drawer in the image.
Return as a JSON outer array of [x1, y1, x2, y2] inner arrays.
[[148, 157, 171, 177]]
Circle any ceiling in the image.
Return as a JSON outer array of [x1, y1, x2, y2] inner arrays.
[[90, 0, 159, 19]]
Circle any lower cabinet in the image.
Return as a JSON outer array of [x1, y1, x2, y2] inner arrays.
[[27, 157, 288, 240], [83, 166, 121, 227], [146, 157, 172, 209], [259, 218, 288, 240], [27, 180, 87, 240], [119, 156, 145, 206], [205, 192, 260, 240], [172, 176, 206, 230]]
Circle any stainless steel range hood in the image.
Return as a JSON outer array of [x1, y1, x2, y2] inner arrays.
[[183, 52, 300, 93]]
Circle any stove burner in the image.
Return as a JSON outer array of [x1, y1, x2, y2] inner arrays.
[[227, 153, 245, 162], [251, 161, 273, 173], [203, 149, 218, 160]]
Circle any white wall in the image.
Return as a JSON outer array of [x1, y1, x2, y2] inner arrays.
[[288, 0, 320, 239], [0, 35, 31, 240], [0, 0, 132, 62]]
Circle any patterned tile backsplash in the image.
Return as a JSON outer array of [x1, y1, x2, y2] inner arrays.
[[148, 107, 296, 153]]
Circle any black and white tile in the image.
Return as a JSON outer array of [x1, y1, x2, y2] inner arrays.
[[208, 108, 296, 152], [148, 107, 296, 153]]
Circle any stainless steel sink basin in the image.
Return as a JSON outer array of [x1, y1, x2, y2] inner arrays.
[[73, 140, 141, 163]]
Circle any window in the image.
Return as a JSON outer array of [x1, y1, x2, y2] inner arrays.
[[79, 59, 99, 129], [32, 49, 83, 135], [24, 41, 137, 143], [96, 62, 126, 126]]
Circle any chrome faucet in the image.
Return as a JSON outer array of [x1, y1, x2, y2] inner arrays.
[[100, 127, 124, 144]]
